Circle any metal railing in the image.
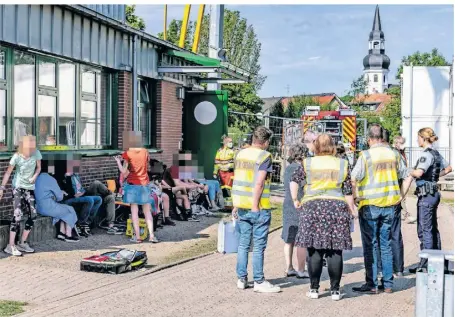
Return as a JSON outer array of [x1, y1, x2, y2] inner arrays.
[[405, 147, 451, 168]]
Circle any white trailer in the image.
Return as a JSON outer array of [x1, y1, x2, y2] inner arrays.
[[401, 66, 453, 167]]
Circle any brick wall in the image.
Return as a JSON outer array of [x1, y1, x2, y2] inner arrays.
[[0, 156, 119, 220], [155, 81, 183, 166], [118, 71, 132, 150]]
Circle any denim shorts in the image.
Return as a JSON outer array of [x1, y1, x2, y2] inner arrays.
[[123, 184, 153, 205]]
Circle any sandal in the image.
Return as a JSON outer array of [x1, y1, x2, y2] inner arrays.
[[130, 237, 143, 243], [149, 236, 159, 243]]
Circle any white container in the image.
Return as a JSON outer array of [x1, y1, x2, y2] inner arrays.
[[217, 219, 239, 254]]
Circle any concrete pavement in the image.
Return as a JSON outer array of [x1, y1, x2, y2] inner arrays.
[[4, 197, 454, 317]]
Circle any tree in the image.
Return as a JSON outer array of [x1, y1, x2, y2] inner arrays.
[[396, 48, 450, 79], [126, 5, 146, 31], [226, 83, 263, 132], [158, 9, 265, 91]]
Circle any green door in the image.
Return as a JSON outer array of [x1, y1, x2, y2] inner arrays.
[[182, 90, 228, 179]]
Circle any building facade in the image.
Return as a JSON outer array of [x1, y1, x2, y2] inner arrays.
[[363, 5, 390, 94], [0, 5, 247, 220]]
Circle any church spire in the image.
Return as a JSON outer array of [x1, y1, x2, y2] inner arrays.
[[372, 5, 382, 32]]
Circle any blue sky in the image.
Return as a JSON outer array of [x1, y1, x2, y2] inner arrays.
[[137, 4, 454, 98]]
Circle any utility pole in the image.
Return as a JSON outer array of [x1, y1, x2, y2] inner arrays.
[[207, 5, 224, 91], [286, 84, 290, 96]]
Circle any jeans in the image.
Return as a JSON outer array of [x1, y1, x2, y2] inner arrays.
[[65, 196, 102, 225], [377, 203, 404, 274], [236, 209, 271, 282], [417, 192, 441, 268], [85, 181, 115, 225], [308, 248, 343, 291], [198, 180, 221, 201], [359, 205, 394, 289]]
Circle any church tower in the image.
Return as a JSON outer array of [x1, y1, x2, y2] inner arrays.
[[363, 5, 390, 94]]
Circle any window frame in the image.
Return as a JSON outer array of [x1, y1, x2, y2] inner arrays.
[[0, 45, 113, 152], [373, 74, 378, 83], [137, 77, 156, 148]]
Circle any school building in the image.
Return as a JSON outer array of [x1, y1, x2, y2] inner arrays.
[[0, 4, 249, 220]]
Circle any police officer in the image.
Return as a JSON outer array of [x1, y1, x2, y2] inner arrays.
[[232, 126, 281, 293], [407, 128, 452, 273]]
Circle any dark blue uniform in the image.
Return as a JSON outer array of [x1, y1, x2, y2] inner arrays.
[[414, 147, 447, 269]]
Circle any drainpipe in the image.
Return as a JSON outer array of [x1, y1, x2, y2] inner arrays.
[[409, 65, 414, 165], [132, 35, 138, 131]]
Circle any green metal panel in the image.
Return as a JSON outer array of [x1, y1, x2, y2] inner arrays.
[[182, 90, 228, 179]]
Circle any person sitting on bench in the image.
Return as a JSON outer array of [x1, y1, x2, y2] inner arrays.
[[58, 159, 119, 235]]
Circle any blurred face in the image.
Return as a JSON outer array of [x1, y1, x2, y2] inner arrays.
[[20, 137, 36, 157], [224, 138, 233, 149], [417, 134, 424, 147]]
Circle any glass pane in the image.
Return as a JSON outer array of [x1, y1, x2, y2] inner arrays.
[[38, 95, 57, 145], [39, 60, 56, 87], [82, 70, 96, 93], [139, 81, 150, 103], [0, 90, 6, 148], [139, 106, 150, 145], [14, 51, 35, 146], [80, 100, 96, 146], [0, 51, 5, 80], [98, 73, 110, 146], [58, 63, 76, 146]]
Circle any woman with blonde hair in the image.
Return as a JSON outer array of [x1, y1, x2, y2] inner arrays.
[[407, 127, 452, 273], [291, 133, 356, 300], [0, 135, 42, 256]]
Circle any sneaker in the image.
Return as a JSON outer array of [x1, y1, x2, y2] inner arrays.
[[407, 216, 417, 224], [163, 218, 176, 226], [65, 236, 79, 242], [296, 270, 310, 279], [237, 278, 248, 290], [57, 233, 67, 241], [16, 242, 34, 253], [210, 205, 221, 212], [285, 269, 297, 277], [331, 290, 344, 301], [188, 215, 200, 222], [306, 289, 319, 299], [4, 245, 22, 256], [253, 280, 281, 293], [107, 227, 123, 235]]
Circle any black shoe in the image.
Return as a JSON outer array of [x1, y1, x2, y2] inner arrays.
[[65, 236, 79, 242], [163, 218, 176, 226], [352, 284, 379, 295], [409, 267, 426, 274], [57, 232, 67, 241]]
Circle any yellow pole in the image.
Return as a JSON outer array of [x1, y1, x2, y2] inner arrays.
[[163, 5, 167, 40], [192, 5, 205, 53], [179, 5, 191, 48]]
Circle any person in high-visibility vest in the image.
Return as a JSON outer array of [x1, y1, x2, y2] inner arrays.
[[213, 135, 235, 187], [232, 126, 281, 293], [351, 124, 412, 295], [291, 134, 356, 301], [407, 127, 452, 274]]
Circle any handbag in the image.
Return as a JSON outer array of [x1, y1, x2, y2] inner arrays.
[[217, 218, 239, 254]]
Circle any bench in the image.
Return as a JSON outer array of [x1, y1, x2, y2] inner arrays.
[[0, 216, 56, 250]]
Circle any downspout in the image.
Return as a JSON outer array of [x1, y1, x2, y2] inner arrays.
[[132, 35, 138, 131], [449, 63, 453, 166], [409, 65, 414, 165]]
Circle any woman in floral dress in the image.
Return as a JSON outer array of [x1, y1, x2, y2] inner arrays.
[[291, 134, 357, 301]]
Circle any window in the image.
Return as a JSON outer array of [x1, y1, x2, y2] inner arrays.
[[80, 68, 111, 148], [14, 51, 35, 146], [137, 79, 155, 147], [373, 41, 379, 49], [0, 47, 113, 151], [374, 74, 378, 83]]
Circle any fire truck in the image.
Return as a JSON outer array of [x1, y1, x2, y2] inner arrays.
[[301, 106, 359, 151]]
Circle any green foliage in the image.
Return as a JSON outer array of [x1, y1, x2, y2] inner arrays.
[[125, 5, 146, 31], [396, 48, 450, 79], [158, 9, 265, 90], [226, 83, 263, 131]]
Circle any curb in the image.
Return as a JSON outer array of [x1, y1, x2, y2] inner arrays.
[[134, 226, 283, 278]]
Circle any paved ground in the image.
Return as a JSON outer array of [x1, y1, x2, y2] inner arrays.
[[1, 197, 453, 317]]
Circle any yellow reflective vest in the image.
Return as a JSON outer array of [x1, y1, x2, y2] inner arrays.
[[357, 146, 401, 209], [214, 147, 235, 174], [232, 147, 272, 210], [301, 156, 348, 203]]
